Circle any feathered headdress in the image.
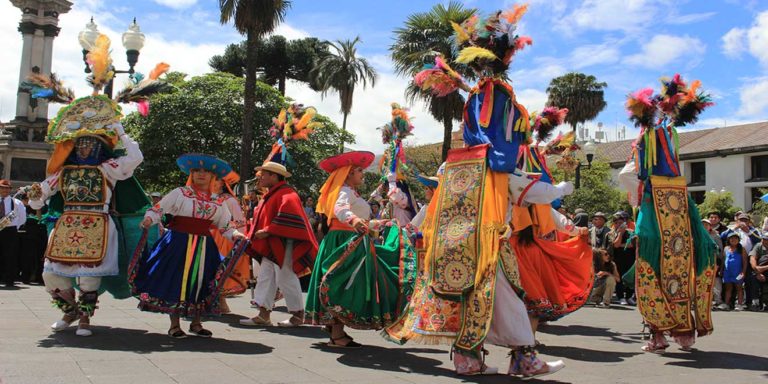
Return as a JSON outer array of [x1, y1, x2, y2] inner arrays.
[[413, 56, 469, 97], [19, 73, 75, 104], [451, 4, 533, 75], [114, 62, 173, 116], [530, 106, 568, 144], [264, 103, 321, 166], [85, 34, 115, 94], [379, 103, 414, 144], [625, 74, 713, 129]]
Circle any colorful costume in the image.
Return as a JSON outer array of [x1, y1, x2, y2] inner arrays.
[[246, 162, 317, 323], [216, 172, 249, 297], [24, 35, 162, 337], [305, 152, 416, 329], [385, 6, 570, 378], [619, 75, 716, 352], [130, 154, 241, 317]]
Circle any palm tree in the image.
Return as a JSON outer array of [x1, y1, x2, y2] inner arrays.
[[312, 36, 377, 152], [218, 0, 291, 186], [546, 72, 608, 133], [391, 1, 476, 161]]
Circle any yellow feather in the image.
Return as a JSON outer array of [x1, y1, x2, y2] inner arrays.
[[295, 107, 317, 130], [455, 46, 498, 64], [451, 21, 470, 45], [87, 34, 114, 90], [559, 131, 575, 147]]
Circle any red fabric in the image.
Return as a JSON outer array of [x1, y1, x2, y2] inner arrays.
[[249, 181, 317, 277], [510, 235, 594, 321]]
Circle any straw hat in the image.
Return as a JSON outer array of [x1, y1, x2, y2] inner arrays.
[[255, 161, 291, 178]]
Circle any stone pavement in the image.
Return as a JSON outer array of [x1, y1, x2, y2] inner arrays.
[[1, 284, 766, 384]]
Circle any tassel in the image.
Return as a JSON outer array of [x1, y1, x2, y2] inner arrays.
[[479, 81, 495, 128]]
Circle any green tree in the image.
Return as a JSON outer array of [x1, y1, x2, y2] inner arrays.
[[551, 160, 629, 216], [218, 0, 291, 189], [209, 36, 328, 94], [698, 190, 741, 224], [312, 36, 378, 151], [546, 72, 608, 133], [391, 1, 476, 161]]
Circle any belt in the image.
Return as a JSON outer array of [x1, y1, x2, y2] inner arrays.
[[168, 216, 214, 236]]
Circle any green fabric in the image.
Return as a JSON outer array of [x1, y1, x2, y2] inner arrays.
[[305, 227, 417, 329], [627, 192, 716, 287]]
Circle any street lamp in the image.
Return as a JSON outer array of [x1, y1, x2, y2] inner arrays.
[[575, 140, 597, 189], [78, 17, 145, 98]]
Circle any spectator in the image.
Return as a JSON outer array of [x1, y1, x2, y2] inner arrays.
[[573, 210, 589, 228], [589, 212, 610, 249], [722, 212, 761, 306], [702, 218, 724, 307], [748, 232, 768, 311], [607, 211, 635, 305], [0, 179, 26, 288], [304, 196, 318, 229], [721, 232, 747, 311], [370, 201, 381, 220], [149, 192, 163, 205], [708, 211, 727, 234], [589, 248, 620, 308]]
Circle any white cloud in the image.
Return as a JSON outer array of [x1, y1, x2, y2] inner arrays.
[[737, 77, 768, 116], [153, 0, 197, 10], [555, 0, 660, 35], [723, 27, 748, 58], [515, 89, 548, 113], [569, 43, 622, 69], [668, 12, 717, 25], [623, 34, 706, 69], [746, 12, 768, 66]]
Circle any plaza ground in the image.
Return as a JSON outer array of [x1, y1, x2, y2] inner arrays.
[[1, 284, 766, 384]]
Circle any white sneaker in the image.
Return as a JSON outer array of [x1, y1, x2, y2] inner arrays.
[[619, 298, 628, 305], [51, 319, 74, 332], [75, 327, 92, 337], [717, 303, 729, 311], [734, 304, 745, 311], [522, 360, 565, 380]]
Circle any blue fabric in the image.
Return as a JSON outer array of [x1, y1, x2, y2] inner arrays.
[[636, 126, 679, 180], [131, 229, 224, 315], [176, 153, 232, 179], [463, 83, 527, 173], [415, 174, 438, 189], [723, 247, 744, 284]]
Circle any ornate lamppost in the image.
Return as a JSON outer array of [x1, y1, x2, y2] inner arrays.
[[78, 17, 145, 98], [575, 140, 596, 189]]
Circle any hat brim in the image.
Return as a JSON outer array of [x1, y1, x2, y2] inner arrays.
[[255, 165, 291, 178], [416, 174, 439, 189], [177, 153, 233, 179], [319, 151, 375, 173]]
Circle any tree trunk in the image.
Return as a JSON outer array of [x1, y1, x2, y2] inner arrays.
[[339, 112, 348, 153], [278, 76, 286, 96], [240, 29, 258, 191], [441, 117, 453, 162]]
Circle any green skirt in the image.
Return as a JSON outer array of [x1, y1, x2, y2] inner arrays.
[[305, 226, 416, 330]]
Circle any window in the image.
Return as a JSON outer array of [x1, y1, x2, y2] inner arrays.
[[689, 162, 706, 186], [690, 190, 706, 205], [751, 155, 768, 181], [10, 158, 46, 182]]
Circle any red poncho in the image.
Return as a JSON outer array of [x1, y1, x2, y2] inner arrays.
[[249, 181, 317, 277]]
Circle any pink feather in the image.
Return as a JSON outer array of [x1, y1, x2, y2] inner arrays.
[[137, 100, 150, 117], [514, 36, 533, 51]]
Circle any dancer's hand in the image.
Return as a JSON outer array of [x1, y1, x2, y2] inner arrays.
[[233, 230, 246, 240], [578, 227, 589, 236], [351, 218, 368, 234], [253, 230, 269, 239], [139, 217, 152, 229]]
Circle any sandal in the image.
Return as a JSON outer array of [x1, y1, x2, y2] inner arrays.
[[277, 314, 304, 328], [239, 315, 272, 327], [188, 324, 212, 338], [328, 334, 362, 349], [168, 326, 187, 339], [641, 344, 667, 354]]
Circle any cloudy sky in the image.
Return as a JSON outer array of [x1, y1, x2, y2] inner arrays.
[[0, 0, 766, 152]]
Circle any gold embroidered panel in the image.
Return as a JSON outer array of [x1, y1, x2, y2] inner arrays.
[[60, 166, 107, 206], [46, 211, 108, 265]]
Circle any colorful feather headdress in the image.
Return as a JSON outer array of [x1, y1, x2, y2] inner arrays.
[[264, 103, 321, 167], [451, 4, 532, 76], [19, 73, 75, 104], [85, 34, 115, 95], [376, 103, 416, 180], [530, 106, 568, 145], [413, 55, 470, 97], [625, 74, 713, 129], [114, 62, 173, 116]]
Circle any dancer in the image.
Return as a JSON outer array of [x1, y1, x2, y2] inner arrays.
[[619, 74, 716, 352], [385, 5, 571, 378], [23, 36, 161, 336], [305, 151, 416, 348], [131, 154, 245, 338], [214, 171, 248, 314], [239, 161, 317, 327]]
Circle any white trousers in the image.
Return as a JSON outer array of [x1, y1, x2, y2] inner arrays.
[[485, 267, 536, 347], [252, 240, 303, 312], [43, 271, 101, 292]]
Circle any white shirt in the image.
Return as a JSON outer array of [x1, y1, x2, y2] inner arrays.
[[0, 196, 26, 229], [335, 185, 371, 223]]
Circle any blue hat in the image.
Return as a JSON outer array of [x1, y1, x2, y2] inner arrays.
[[176, 153, 232, 179], [416, 174, 439, 189]]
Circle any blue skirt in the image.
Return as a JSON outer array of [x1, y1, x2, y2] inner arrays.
[[130, 228, 228, 316]]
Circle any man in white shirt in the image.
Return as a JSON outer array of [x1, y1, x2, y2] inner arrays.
[[0, 179, 27, 287]]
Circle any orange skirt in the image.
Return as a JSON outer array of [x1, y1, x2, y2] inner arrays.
[[511, 235, 594, 321]]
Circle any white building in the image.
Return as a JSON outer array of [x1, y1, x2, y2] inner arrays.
[[594, 122, 768, 211]]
